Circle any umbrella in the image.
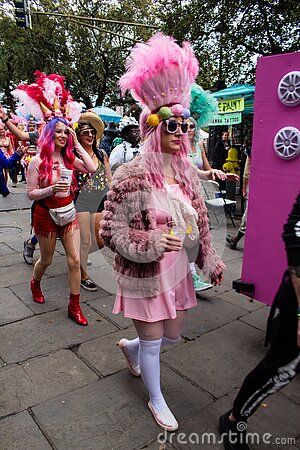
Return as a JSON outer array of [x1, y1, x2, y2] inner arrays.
[[92, 106, 122, 123]]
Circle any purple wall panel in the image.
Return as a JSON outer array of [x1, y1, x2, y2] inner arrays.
[[242, 52, 300, 305]]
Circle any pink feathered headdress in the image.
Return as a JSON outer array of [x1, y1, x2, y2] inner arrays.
[[119, 33, 199, 126], [11, 71, 82, 124]]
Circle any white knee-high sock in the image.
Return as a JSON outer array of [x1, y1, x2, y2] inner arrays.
[[139, 338, 166, 411], [162, 336, 180, 346], [124, 337, 139, 368]]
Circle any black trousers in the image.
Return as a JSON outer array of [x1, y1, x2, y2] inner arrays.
[[232, 272, 300, 420]]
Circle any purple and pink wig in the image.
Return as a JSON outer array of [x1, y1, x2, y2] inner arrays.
[[38, 117, 77, 194]]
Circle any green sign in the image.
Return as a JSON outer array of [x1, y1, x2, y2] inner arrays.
[[209, 112, 242, 126], [218, 97, 244, 114]]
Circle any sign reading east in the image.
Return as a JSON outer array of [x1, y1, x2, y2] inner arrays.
[[218, 97, 244, 114]]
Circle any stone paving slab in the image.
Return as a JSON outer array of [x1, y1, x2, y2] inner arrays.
[[222, 266, 243, 288], [0, 192, 32, 212], [10, 273, 111, 314], [78, 327, 143, 377], [239, 305, 270, 332], [0, 306, 118, 364], [196, 284, 230, 298], [0, 252, 24, 267], [0, 287, 34, 325], [0, 410, 52, 450], [162, 320, 266, 398], [0, 236, 26, 253], [0, 262, 33, 288], [0, 242, 15, 256], [87, 295, 132, 330], [43, 254, 68, 277], [221, 246, 244, 262], [169, 398, 226, 450], [247, 388, 300, 449], [141, 440, 175, 449], [78, 327, 183, 379], [279, 375, 300, 406], [214, 289, 264, 311], [32, 369, 213, 450], [168, 387, 300, 450], [87, 262, 118, 296], [183, 295, 249, 340], [0, 349, 98, 417]]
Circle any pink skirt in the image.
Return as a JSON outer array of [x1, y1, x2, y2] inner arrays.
[[113, 247, 197, 322]]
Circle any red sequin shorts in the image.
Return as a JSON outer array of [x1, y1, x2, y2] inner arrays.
[[33, 203, 79, 238]]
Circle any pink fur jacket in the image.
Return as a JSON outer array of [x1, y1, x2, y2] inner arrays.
[[100, 155, 225, 296]]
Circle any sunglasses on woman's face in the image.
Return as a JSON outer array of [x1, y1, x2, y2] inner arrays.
[[80, 129, 96, 137], [164, 120, 189, 134], [188, 123, 196, 130]]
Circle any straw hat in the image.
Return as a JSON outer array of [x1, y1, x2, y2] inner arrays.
[[78, 110, 104, 140]]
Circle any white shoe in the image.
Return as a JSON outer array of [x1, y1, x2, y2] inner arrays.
[[87, 259, 92, 266], [148, 401, 178, 431], [118, 338, 141, 377]]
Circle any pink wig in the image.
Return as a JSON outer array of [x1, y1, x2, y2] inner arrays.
[[140, 114, 194, 200], [38, 118, 77, 195], [120, 33, 199, 111], [120, 33, 199, 199]]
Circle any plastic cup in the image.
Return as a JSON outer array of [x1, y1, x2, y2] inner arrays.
[[56, 167, 73, 197]]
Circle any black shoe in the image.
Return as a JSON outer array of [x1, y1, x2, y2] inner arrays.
[[226, 235, 237, 250], [219, 411, 249, 450], [81, 278, 98, 291], [23, 239, 35, 265]]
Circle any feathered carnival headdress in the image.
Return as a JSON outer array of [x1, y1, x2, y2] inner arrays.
[[119, 33, 199, 127], [11, 71, 82, 124], [190, 83, 218, 127]]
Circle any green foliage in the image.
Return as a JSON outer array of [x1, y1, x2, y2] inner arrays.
[[0, 0, 298, 108], [156, 0, 299, 89]]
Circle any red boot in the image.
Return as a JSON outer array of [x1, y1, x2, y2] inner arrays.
[[30, 278, 45, 304], [68, 293, 88, 326]]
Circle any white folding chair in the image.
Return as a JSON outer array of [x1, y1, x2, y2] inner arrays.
[[201, 180, 236, 229]]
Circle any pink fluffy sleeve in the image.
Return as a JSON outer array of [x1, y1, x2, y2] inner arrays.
[[27, 156, 53, 201]]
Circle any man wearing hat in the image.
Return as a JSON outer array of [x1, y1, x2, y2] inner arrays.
[[109, 116, 140, 172]]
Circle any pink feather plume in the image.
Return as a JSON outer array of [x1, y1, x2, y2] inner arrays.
[[119, 33, 199, 112]]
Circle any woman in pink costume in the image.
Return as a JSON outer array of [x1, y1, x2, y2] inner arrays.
[[101, 34, 225, 430], [20, 72, 97, 326]]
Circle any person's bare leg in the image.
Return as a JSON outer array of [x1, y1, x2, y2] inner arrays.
[[77, 212, 91, 279], [31, 234, 57, 303], [163, 310, 187, 341], [90, 212, 103, 253], [60, 228, 81, 294], [33, 235, 57, 281], [60, 228, 87, 325]]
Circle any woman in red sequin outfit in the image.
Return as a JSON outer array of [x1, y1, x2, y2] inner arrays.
[[27, 117, 97, 325]]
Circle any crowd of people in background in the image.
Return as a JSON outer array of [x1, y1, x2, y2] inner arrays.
[[0, 33, 298, 449], [0, 100, 248, 293]]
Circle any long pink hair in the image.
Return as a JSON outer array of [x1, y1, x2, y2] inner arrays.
[[38, 117, 77, 195], [139, 110, 194, 199]]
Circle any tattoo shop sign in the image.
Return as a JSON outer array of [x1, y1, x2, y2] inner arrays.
[[208, 112, 242, 126], [218, 97, 244, 114]]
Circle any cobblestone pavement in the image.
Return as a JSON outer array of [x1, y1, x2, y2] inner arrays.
[[0, 194, 299, 450]]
